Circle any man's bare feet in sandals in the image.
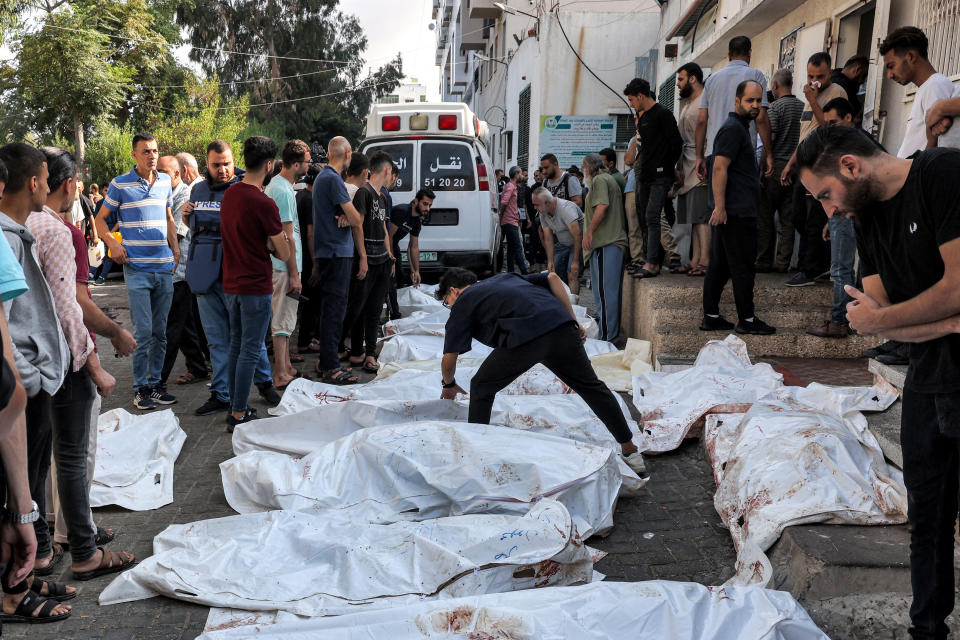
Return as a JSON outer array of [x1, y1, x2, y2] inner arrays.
[[71, 547, 136, 581], [362, 356, 380, 373], [1, 589, 71, 622]]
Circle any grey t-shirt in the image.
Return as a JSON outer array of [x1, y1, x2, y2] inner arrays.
[[700, 60, 769, 156], [543, 172, 582, 201], [937, 84, 960, 150], [539, 198, 582, 246]]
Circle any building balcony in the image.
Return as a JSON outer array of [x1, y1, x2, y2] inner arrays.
[[469, 0, 502, 19]]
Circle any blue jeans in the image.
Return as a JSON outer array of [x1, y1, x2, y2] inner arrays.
[[555, 242, 574, 278], [589, 244, 624, 341], [124, 266, 174, 389], [829, 216, 856, 325], [501, 224, 528, 274], [225, 293, 273, 413], [196, 281, 272, 403]]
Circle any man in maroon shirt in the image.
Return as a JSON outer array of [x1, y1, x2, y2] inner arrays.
[[220, 137, 289, 431]]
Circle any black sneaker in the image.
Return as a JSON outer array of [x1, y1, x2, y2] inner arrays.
[[225, 408, 258, 433], [257, 382, 282, 406], [133, 387, 157, 410], [699, 315, 735, 331], [150, 386, 178, 405], [736, 318, 776, 335], [785, 272, 816, 287], [195, 393, 231, 416]]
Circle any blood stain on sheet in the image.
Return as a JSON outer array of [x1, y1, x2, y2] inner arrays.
[[416, 606, 528, 639]]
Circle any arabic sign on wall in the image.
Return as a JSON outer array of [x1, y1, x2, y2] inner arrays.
[[538, 116, 616, 169]]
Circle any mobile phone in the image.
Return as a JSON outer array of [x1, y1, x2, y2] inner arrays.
[[287, 291, 309, 303]]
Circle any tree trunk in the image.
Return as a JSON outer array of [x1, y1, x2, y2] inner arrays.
[[74, 114, 85, 173]]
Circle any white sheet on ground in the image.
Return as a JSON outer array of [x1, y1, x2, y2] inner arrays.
[[221, 421, 622, 537], [234, 396, 646, 494], [269, 365, 576, 416], [91, 409, 187, 510], [196, 580, 829, 639], [704, 382, 905, 586], [379, 333, 616, 365], [632, 335, 783, 453], [100, 500, 601, 616], [396, 283, 441, 315]]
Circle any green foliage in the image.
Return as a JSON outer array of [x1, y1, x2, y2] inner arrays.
[[176, 0, 402, 145], [86, 121, 134, 187], [145, 78, 251, 164]]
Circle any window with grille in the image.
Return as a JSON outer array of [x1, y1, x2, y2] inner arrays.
[[659, 73, 676, 113], [917, 0, 960, 78], [517, 85, 531, 170], [382, 95, 399, 104]]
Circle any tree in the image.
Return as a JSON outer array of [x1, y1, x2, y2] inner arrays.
[[175, 0, 402, 144], [14, 7, 131, 167]]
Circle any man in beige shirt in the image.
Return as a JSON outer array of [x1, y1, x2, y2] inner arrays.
[[675, 62, 711, 276]]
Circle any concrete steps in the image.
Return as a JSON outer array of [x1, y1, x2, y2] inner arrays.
[[654, 324, 881, 359], [621, 272, 883, 361]]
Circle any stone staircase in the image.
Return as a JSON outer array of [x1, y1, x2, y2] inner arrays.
[[621, 272, 884, 362]]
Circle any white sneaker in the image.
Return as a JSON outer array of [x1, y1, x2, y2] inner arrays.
[[622, 451, 647, 476]]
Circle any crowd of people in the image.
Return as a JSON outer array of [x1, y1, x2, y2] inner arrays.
[[0, 125, 438, 623]]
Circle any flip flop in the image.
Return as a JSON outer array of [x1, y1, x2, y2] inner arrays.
[[71, 547, 137, 582], [0, 590, 70, 624], [362, 358, 380, 373], [631, 268, 660, 279], [95, 525, 115, 546], [320, 367, 360, 385], [176, 371, 210, 385], [290, 354, 305, 363]]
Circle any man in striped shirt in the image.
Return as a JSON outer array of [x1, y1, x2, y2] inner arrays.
[[96, 132, 181, 410]]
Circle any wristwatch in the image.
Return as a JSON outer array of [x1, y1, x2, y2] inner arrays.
[[442, 379, 458, 389], [4, 500, 40, 525]]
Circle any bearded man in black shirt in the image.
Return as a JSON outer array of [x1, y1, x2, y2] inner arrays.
[[797, 126, 960, 640]]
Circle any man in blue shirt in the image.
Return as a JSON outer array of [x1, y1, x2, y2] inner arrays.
[[310, 136, 364, 384], [436, 267, 647, 475], [96, 132, 180, 411]]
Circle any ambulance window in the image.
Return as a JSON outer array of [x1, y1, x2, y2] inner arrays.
[[420, 143, 475, 191], [365, 142, 413, 192]]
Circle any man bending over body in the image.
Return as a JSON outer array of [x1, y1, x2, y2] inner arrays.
[[436, 267, 647, 475]]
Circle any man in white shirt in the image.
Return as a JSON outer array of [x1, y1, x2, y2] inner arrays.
[[880, 26, 955, 158], [925, 85, 960, 150]]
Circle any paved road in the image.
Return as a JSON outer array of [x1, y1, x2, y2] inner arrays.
[[3, 278, 871, 639]]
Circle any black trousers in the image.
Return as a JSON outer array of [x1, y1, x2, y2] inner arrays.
[[296, 277, 324, 349], [341, 260, 392, 358], [901, 388, 960, 640], [25, 391, 54, 559], [702, 215, 757, 321], [467, 322, 632, 444], [796, 189, 830, 279], [161, 280, 209, 384]]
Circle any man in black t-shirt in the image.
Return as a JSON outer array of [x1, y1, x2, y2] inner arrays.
[[386, 188, 435, 319], [701, 80, 775, 336], [435, 267, 647, 476], [797, 126, 960, 640], [295, 163, 322, 353], [340, 151, 395, 372]]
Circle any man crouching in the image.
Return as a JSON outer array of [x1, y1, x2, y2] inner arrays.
[[437, 267, 647, 474]]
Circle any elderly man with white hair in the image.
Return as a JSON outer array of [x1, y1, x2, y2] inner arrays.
[[532, 186, 583, 294], [580, 153, 628, 342]]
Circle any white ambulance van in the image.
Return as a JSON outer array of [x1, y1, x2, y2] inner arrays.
[[359, 102, 501, 275]]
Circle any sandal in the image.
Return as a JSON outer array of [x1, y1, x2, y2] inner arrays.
[[33, 544, 64, 577], [320, 367, 360, 385], [290, 354, 305, 363], [71, 547, 137, 582], [670, 264, 691, 274], [362, 357, 380, 373], [29, 577, 76, 602], [0, 589, 70, 624], [631, 268, 660, 279], [95, 525, 115, 546], [176, 371, 210, 385]]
